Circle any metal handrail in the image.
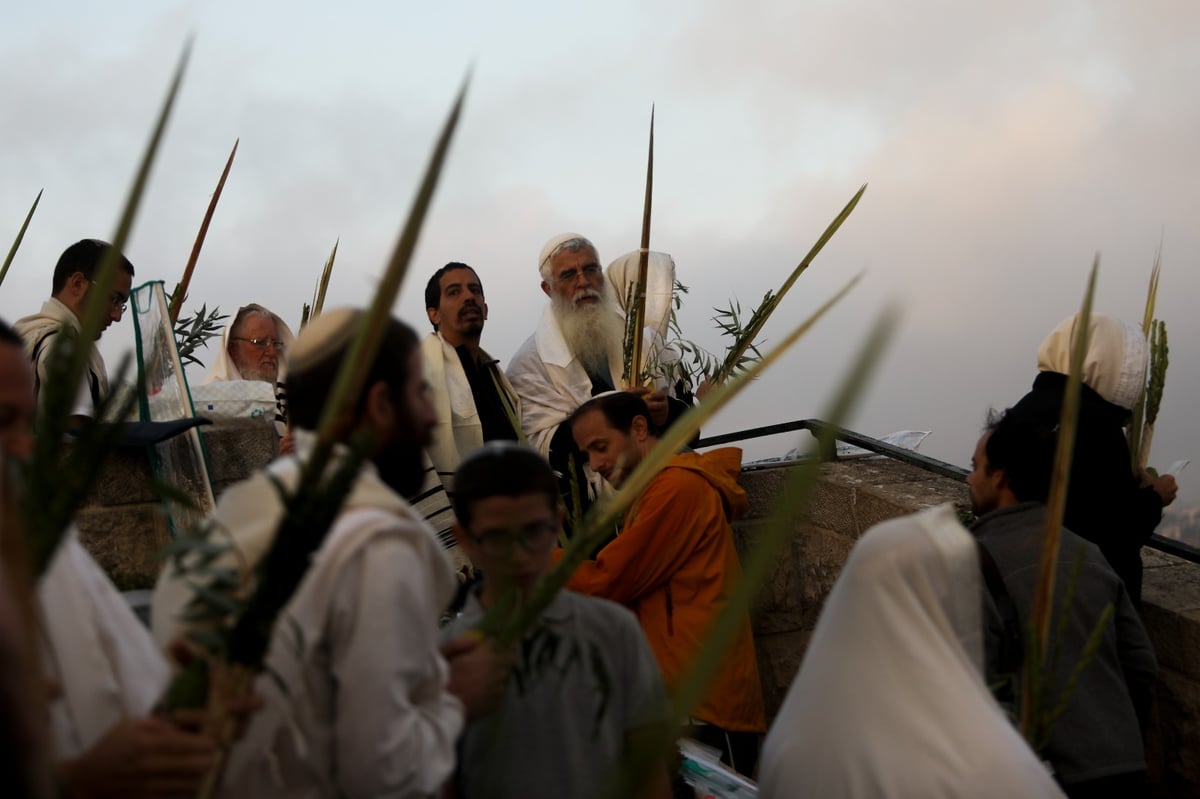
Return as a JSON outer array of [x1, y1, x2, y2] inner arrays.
[[697, 418, 1200, 564]]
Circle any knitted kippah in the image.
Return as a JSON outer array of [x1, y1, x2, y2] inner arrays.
[[288, 307, 361, 375]]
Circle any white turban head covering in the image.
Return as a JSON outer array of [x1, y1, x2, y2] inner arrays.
[[538, 233, 596, 281], [1037, 312, 1148, 411]]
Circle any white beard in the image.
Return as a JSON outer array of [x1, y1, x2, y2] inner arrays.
[[552, 287, 623, 377], [238, 365, 279, 384]]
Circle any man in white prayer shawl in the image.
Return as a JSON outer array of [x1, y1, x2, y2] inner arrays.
[[0, 318, 216, 797], [14, 239, 135, 421], [155, 310, 511, 798], [759, 504, 1065, 799], [411, 263, 521, 571], [507, 234, 691, 531], [192, 303, 295, 439]]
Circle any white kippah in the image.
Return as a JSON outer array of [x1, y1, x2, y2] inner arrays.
[[288, 307, 361, 375], [538, 232, 592, 271]]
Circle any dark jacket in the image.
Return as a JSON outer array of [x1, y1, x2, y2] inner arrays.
[[973, 502, 1157, 785], [1007, 371, 1164, 602]]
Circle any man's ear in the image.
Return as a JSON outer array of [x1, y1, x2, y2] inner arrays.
[[66, 271, 89, 298], [452, 521, 481, 562], [541, 281, 551, 297], [363, 380, 396, 430], [426, 306, 440, 330], [631, 414, 650, 441], [481, 300, 489, 321]]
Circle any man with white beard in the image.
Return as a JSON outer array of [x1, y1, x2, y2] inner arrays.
[[507, 234, 686, 531]]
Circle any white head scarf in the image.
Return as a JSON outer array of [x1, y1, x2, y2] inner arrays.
[[606, 250, 676, 341], [202, 303, 296, 384], [759, 504, 1064, 799], [1036, 312, 1148, 411]]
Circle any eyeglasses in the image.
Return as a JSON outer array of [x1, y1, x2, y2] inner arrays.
[[554, 264, 602, 285], [232, 336, 286, 352], [468, 521, 558, 556], [87, 281, 128, 313]]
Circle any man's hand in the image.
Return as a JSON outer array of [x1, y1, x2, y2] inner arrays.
[[58, 717, 215, 799], [1142, 470, 1178, 506], [630, 387, 669, 428], [441, 634, 514, 721]]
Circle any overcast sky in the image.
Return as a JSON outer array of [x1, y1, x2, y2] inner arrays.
[[4, 1, 1199, 519]]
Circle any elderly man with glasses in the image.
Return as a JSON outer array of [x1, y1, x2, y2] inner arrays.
[[14, 238, 135, 421], [197, 304, 295, 442]]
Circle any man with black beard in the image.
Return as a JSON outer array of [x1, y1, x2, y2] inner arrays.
[[507, 235, 686, 531], [153, 310, 511, 798]]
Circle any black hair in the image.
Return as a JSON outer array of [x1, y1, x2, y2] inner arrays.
[[424, 262, 481, 330], [286, 316, 419, 430], [51, 239, 135, 296], [0, 319, 22, 348], [567, 391, 654, 437], [451, 442, 559, 529], [982, 408, 1057, 503]]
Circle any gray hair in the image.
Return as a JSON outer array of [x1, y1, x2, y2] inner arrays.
[[230, 305, 277, 340], [539, 237, 597, 282]]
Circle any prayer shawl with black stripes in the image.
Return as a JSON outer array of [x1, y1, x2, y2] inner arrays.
[[411, 332, 522, 570]]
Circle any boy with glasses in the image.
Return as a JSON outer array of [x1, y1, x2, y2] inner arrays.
[[445, 442, 671, 799]]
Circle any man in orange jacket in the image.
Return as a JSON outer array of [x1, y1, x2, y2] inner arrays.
[[563, 391, 766, 775]]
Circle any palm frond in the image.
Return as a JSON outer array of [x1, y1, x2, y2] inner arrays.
[[0, 189, 43, 291], [1021, 257, 1097, 737], [169, 138, 238, 323]]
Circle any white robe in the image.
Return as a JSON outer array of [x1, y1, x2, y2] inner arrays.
[[758, 504, 1064, 799], [38, 530, 169, 759], [506, 306, 677, 458], [152, 432, 462, 798]]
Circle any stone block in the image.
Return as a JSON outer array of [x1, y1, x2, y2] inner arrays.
[[200, 416, 278, 496], [83, 445, 159, 506], [754, 629, 811, 725], [1145, 666, 1200, 797], [75, 503, 171, 590]]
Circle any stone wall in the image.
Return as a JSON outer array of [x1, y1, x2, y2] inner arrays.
[[737, 457, 1200, 796], [736, 458, 969, 718], [77, 416, 278, 589]]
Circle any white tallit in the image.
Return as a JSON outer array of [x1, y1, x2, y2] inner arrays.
[[38, 529, 169, 759], [1037, 312, 1148, 411], [506, 306, 678, 459], [14, 298, 109, 417], [410, 332, 520, 569], [759, 503, 1064, 799], [606, 250, 676, 342]]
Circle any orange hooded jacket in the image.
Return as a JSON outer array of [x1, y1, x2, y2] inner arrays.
[[560, 447, 766, 733]]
